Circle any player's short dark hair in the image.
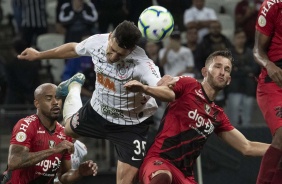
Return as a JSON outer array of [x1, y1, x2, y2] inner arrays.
[[205, 49, 234, 66], [112, 20, 142, 50]]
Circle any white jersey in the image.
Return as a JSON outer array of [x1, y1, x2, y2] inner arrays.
[[71, 140, 87, 169], [54, 140, 87, 183], [75, 34, 161, 125]]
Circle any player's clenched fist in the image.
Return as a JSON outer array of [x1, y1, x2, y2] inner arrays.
[[17, 47, 40, 61], [53, 140, 74, 154]]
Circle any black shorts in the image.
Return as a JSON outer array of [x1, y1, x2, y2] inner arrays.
[[70, 100, 151, 168]]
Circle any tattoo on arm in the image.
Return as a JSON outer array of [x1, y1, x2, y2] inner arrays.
[[8, 145, 55, 169]]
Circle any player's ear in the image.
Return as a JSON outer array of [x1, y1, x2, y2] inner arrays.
[[227, 76, 231, 85], [201, 67, 208, 77], [34, 99, 39, 109], [108, 32, 112, 41]]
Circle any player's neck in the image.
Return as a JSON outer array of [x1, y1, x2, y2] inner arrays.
[[37, 114, 57, 132], [201, 81, 218, 102]]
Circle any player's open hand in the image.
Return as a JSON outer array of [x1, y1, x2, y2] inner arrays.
[[157, 75, 179, 88], [17, 47, 40, 61], [124, 80, 145, 92], [266, 62, 282, 87], [54, 140, 74, 154], [78, 160, 98, 176]]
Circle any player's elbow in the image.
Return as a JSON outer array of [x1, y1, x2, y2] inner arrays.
[[7, 159, 17, 171], [238, 142, 253, 156]]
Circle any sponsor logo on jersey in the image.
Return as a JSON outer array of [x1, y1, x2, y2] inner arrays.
[[195, 89, 205, 100], [204, 104, 211, 114], [188, 109, 214, 135], [147, 61, 160, 78], [97, 73, 116, 92], [49, 140, 56, 148], [101, 104, 124, 118], [37, 130, 45, 134], [16, 132, 27, 142], [36, 157, 61, 172], [57, 132, 66, 140]]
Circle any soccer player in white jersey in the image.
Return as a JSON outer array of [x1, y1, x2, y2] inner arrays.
[[17, 20, 161, 184]]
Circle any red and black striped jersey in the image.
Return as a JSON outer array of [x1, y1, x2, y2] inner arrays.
[[146, 76, 234, 177]]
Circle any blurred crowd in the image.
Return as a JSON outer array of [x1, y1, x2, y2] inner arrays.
[[0, 0, 264, 127]]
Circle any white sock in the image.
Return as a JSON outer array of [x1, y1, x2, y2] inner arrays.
[[63, 82, 83, 122]]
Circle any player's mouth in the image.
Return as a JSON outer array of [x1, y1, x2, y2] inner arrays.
[[217, 76, 225, 82], [51, 107, 61, 114]]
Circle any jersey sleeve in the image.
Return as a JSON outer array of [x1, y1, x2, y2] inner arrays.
[[10, 119, 35, 149], [213, 111, 234, 134], [139, 60, 161, 86], [256, 1, 277, 36], [173, 76, 196, 99], [75, 35, 96, 56]]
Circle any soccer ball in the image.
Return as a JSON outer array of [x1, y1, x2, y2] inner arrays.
[[138, 6, 174, 42]]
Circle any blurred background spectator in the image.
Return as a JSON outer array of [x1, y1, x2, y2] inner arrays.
[[157, 0, 191, 32], [159, 30, 195, 77], [183, 0, 217, 43], [58, 0, 98, 43], [92, 0, 128, 33], [195, 21, 233, 78], [183, 27, 201, 78], [225, 28, 260, 127], [126, 0, 152, 26], [17, 0, 48, 47], [4, 38, 40, 105], [234, 0, 263, 48]]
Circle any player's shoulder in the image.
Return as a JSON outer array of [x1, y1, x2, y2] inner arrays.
[[129, 46, 149, 61], [178, 76, 198, 84], [15, 114, 39, 128], [83, 33, 108, 45], [259, 0, 282, 14]]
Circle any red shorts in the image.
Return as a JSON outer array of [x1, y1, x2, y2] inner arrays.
[[139, 156, 196, 184], [257, 76, 282, 135]]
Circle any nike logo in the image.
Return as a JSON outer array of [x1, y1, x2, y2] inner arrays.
[[131, 156, 142, 161]]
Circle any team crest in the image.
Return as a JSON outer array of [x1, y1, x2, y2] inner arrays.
[[258, 15, 266, 27], [16, 132, 27, 142], [49, 140, 56, 148], [204, 104, 211, 114], [116, 63, 129, 79]]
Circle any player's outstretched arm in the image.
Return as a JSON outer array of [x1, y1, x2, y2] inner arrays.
[[58, 160, 98, 183], [17, 43, 79, 61], [8, 140, 74, 170], [124, 80, 175, 102], [218, 128, 270, 157]]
